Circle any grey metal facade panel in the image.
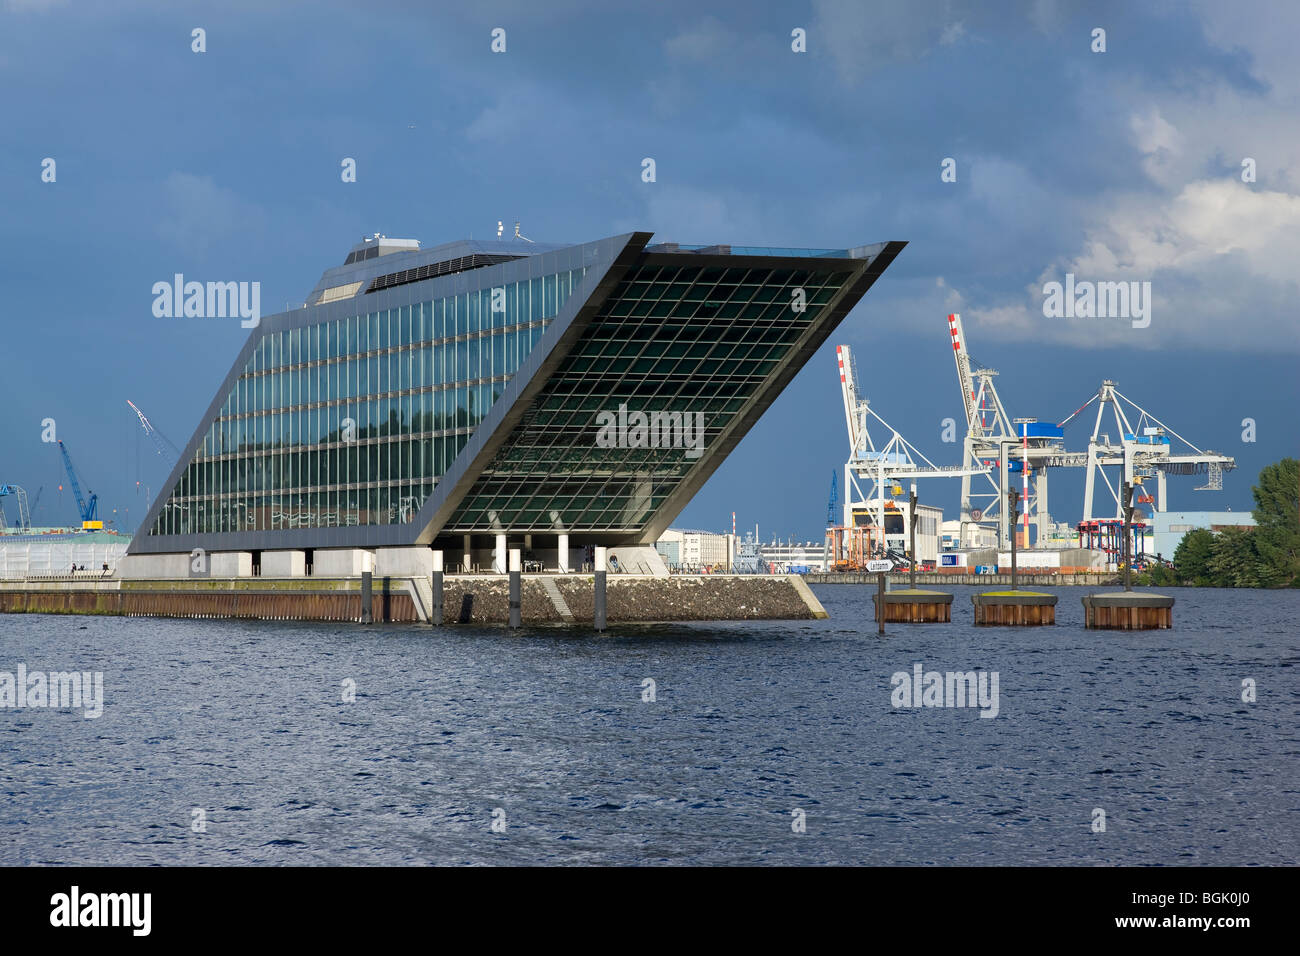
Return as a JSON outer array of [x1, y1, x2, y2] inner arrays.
[[127, 232, 642, 555]]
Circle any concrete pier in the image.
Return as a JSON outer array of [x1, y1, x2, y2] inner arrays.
[[1083, 591, 1174, 629], [972, 590, 1058, 626], [0, 572, 827, 626], [871, 589, 953, 623]]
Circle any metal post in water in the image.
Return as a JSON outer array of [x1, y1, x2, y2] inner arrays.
[[360, 570, 373, 624], [1008, 489, 1019, 592], [432, 550, 443, 627], [877, 570, 886, 636], [509, 548, 521, 629], [1122, 482, 1133, 592], [909, 485, 918, 591], [594, 545, 607, 633]]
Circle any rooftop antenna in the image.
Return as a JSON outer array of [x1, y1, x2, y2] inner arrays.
[[514, 221, 535, 243]]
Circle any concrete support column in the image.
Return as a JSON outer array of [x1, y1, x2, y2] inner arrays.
[[593, 546, 607, 633], [360, 570, 373, 625], [558, 533, 569, 573], [494, 533, 506, 574], [508, 549, 521, 629], [524, 534, 533, 551], [432, 550, 443, 627], [463, 534, 472, 573]]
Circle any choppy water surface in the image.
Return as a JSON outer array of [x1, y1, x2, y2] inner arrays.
[[1, 584, 1296, 865]]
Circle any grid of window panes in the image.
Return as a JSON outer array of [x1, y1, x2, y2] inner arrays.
[[446, 261, 853, 533], [150, 268, 587, 536]]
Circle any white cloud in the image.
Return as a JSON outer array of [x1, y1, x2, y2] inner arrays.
[[665, 17, 731, 61], [155, 173, 267, 257], [1130, 108, 1185, 184], [930, 5, 1300, 354], [809, 0, 1068, 84]]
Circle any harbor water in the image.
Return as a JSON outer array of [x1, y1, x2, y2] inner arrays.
[[1, 585, 1295, 865]]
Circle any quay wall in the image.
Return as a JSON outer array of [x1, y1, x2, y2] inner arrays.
[[0, 573, 826, 625]]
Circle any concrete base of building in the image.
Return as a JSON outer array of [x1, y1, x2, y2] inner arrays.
[[117, 551, 255, 579], [261, 550, 306, 577], [312, 549, 375, 577]]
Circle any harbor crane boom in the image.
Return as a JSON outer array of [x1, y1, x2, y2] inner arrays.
[[127, 400, 181, 467]]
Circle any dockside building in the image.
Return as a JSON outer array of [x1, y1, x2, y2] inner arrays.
[[123, 231, 904, 578]]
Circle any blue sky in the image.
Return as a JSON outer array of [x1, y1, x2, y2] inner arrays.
[[2, 0, 1296, 539]]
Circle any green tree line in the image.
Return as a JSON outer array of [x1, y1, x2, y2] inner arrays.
[[1141, 457, 1299, 588]]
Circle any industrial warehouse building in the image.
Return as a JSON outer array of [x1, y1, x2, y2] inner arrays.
[[1151, 510, 1256, 560], [121, 231, 904, 578]]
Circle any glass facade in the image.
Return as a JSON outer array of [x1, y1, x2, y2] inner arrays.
[[150, 268, 587, 536], [446, 261, 853, 533]]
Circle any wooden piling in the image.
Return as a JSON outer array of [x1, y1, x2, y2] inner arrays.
[[973, 590, 1057, 626], [871, 588, 953, 623], [1083, 592, 1174, 629]]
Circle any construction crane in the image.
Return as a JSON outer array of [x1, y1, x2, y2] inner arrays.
[[0, 484, 31, 532], [57, 441, 101, 530], [126, 400, 181, 467], [1059, 380, 1236, 521], [836, 343, 987, 550]]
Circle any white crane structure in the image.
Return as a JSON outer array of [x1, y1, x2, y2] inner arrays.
[[946, 313, 1236, 545], [0, 484, 31, 533], [1059, 380, 1236, 521], [126, 400, 181, 467], [836, 344, 987, 543], [948, 312, 1075, 548]]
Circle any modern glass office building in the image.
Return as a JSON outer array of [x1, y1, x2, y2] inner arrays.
[[128, 231, 904, 565]]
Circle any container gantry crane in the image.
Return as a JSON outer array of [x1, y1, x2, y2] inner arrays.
[[1059, 380, 1236, 522], [836, 342, 987, 546], [947, 312, 1088, 549]]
